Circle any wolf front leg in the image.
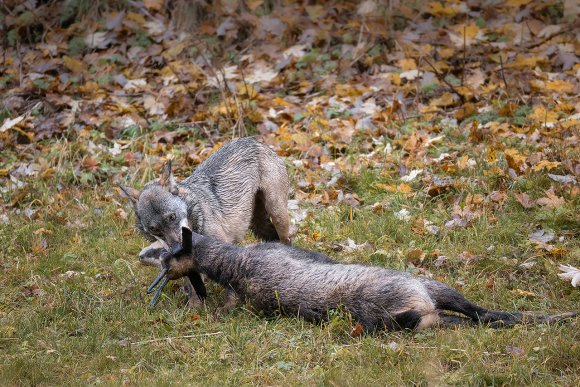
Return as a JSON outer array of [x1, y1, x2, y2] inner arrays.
[[185, 272, 207, 308]]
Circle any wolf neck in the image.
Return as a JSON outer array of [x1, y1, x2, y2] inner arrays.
[[193, 241, 245, 288], [176, 182, 205, 233]]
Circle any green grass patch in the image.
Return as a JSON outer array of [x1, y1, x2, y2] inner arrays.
[[0, 166, 578, 385]]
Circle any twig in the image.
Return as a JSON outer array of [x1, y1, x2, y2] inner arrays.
[[499, 55, 510, 98], [423, 57, 466, 104], [166, 61, 197, 102], [525, 20, 579, 49], [131, 331, 223, 346], [462, 24, 466, 87], [199, 51, 236, 128]]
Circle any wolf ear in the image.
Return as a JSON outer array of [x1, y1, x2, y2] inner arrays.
[[181, 227, 193, 254], [119, 185, 140, 210], [159, 160, 179, 195]]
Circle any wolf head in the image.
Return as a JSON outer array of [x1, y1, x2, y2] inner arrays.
[[120, 160, 190, 252]]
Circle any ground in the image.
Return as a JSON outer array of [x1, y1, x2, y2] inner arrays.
[[1, 1, 579, 385]]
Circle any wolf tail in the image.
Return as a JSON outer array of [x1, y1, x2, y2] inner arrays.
[[422, 280, 578, 328]]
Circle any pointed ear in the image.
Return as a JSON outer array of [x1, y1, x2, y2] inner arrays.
[[159, 160, 179, 195], [119, 185, 140, 210], [181, 227, 193, 254]]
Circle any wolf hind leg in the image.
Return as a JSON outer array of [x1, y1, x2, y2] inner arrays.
[[438, 313, 478, 328], [183, 277, 205, 308], [260, 187, 291, 245], [251, 191, 281, 241]]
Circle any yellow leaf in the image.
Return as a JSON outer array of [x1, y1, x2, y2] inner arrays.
[[126, 12, 146, 25], [505, 55, 546, 69], [291, 132, 311, 147], [449, 24, 480, 47], [463, 24, 479, 39], [375, 183, 413, 194], [399, 58, 416, 71], [545, 80, 574, 94], [247, 0, 264, 11], [79, 81, 99, 94], [431, 92, 456, 107], [162, 42, 187, 60], [511, 289, 536, 297], [335, 84, 364, 97], [528, 106, 558, 123], [397, 183, 413, 193], [376, 183, 397, 192], [62, 56, 87, 74], [428, 2, 458, 16], [236, 82, 258, 99], [531, 160, 561, 172], [504, 148, 527, 172], [144, 0, 164, 11], [506, 0, 532, 6], [273, 96, 293, 107]]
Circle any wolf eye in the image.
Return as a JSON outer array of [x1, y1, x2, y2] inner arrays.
[[168, 213, 176, 221]]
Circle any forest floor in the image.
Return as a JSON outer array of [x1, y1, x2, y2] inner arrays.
[[1, 1, 579, 385]]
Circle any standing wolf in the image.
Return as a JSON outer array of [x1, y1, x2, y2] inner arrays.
[[120, 137, 291, 306], [147, 227, 577, 331]]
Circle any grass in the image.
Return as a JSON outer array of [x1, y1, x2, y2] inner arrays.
[[0, 159, 578, 386]]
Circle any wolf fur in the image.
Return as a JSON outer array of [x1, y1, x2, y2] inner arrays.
[[150, 227, 577, 331], [120, 137, 291, 306]]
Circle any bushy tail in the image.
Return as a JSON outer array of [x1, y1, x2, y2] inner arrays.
[[422, 279, 578, 328], [474, 310, 578, 328]]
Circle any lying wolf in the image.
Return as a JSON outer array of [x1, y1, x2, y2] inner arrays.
[[147, 227, 577, 331], [120, 137, 291, 306]]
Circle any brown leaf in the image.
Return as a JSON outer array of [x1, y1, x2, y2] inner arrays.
[[81, 157, 99, 172], [114, 208, 127, 220], [514, 192, 534, 209], [350, 323, 364, 337], [62, 56, 87, 74], [406, 248, 425, 263], [32, 238, 48, 256], [144, 0, 164, 11], [536, 189, 565, 208]]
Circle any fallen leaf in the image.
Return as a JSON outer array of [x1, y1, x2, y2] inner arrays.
[[547, 174, 576, 184], [0, 115, 25, 132], [528, 229, 554, 244], [350, 323, 364, 337], [407, 248, 425, 263], [335, 238, 372, 252], [62, 56, 87, 74], [514, 192, 534, 209], [536, 189, 565, 208], [557, 264, 580, 287], [531, 160, 561, 172], [114, 208, 127, 219], [144, 0, 164, 11], [510, 289, 536, 297], [505, 345, 525, 357], [401, 169, 423, 182], [394, 208, 411, 222]]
